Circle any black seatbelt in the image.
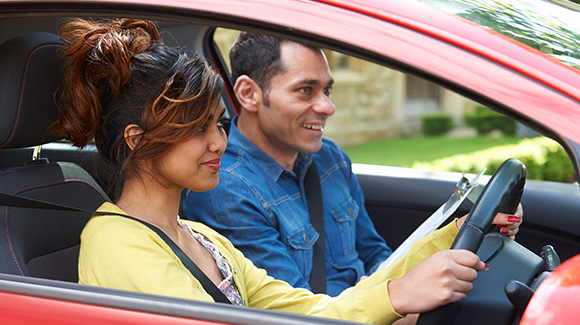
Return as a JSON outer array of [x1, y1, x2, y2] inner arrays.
[[0, 190, 232, 304], [303, 160, 326, 294], [116, 214, 232, 304]]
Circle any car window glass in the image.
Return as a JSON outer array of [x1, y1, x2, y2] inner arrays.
[[213, 27, 575, 184]]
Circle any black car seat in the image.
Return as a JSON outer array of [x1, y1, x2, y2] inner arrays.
[[0, 32, 110, 282]]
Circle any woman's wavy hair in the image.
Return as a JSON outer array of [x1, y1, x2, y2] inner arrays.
[[50, 18, 223, 193]]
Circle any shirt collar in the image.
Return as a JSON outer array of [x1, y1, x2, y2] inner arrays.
[[228, 115, 313, 181]]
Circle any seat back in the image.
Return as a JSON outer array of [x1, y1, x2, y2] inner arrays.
[[0, 32, 110, 282]]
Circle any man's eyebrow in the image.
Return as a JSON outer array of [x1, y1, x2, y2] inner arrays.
[[297, 78, 335, 87]]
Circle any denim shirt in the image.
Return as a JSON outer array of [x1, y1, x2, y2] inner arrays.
[[181, 116, 392, 296]]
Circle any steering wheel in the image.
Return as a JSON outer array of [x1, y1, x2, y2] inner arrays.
[[417, 158, 526, 325]]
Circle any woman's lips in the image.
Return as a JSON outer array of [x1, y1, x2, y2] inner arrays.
[[203, 158, 221, 171]]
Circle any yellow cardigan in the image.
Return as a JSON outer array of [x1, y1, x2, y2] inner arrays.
[[79, 202, 458, 324]]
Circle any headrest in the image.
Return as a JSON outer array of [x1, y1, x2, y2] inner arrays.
[[0, 32, 65, 149]]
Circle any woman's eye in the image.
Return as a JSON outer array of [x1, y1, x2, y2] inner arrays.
[[198, 125, 208, 133], [217, 118, 225, 128]]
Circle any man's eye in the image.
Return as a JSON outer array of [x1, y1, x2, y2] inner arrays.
[[324, 87, 332, 96], [299, 87, 311, 95]]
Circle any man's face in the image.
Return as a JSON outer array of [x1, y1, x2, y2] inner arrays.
[[256, 42, 335, 167]]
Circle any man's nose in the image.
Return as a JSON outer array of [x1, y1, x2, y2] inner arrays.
[[313, 94, 335, 116]]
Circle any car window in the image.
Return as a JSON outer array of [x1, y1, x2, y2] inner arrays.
[[214, 27, 575, 184]]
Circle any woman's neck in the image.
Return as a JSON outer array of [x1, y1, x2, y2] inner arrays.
[[116, 177, 182, 230]]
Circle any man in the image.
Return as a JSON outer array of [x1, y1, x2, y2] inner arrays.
[[181, 32, 392, 296], [181, 34, 524, 325]]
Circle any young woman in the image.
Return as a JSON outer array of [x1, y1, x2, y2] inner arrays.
[[50, 18, 522, 324]]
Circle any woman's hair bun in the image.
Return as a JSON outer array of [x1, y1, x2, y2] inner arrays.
[[51, 18, 162, 148]]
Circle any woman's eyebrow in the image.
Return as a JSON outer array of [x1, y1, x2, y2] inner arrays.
[[208, 108, 226, 121]]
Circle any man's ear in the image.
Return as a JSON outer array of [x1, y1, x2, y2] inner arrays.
[[124, 124, 144, 151], [233, 75, 263, 112]]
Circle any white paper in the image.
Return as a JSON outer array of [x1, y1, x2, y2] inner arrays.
[[376, 169, 485, 271]]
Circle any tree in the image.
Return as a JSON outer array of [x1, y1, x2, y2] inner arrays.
[[424, 0, 580, 68]]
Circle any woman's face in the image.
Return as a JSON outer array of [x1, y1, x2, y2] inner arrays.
[[156, 103, 227, 193]]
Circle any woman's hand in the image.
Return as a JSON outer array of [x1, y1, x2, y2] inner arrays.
[[492, 203, 523, 239], [388, 205, 523, 316], [388, 249, 488, 315], [456, 203, 523, 240]]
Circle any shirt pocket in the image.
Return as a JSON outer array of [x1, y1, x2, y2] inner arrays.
[[330, 197, 359, 257], [287, 225, 319, 278]]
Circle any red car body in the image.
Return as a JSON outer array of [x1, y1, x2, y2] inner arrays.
[[1, 0, 579, 324], [520, 254, 580, 324]]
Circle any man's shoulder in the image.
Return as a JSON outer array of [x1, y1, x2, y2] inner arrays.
[[221, 147, 268, 179], [221, 138, 281, 183], [315, 137, 349, 162]]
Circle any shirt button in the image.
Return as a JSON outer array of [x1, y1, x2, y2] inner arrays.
[[348, 208, 354, 215], [303, 234, 308, 243], [233, 268, 238, 274]]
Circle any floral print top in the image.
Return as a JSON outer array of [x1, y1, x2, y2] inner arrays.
[[178, 217, 243, 306]]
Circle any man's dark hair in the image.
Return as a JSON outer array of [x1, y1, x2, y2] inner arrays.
[[229, 32, 319, 106], [230, 32, 285, 104]]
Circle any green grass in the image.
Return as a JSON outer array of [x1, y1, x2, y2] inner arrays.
[[343, 136, 522, 167]]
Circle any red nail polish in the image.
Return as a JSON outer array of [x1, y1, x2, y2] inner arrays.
[[497, 224, 506, 228], [484, 263, 490, 271], [507, 216, 522, 223], [500, 228, 509, 235]]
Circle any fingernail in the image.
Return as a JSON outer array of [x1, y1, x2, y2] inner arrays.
[[483, 263, 490, 271], [507, 216, 522, 223], [497, 224, 506, 228], [500, 228, 509, 235]]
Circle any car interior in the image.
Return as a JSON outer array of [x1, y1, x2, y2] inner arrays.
[[0, 17, 362, 325], [1, 12, 580, 325]]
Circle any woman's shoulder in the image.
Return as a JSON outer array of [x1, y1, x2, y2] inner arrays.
[[82, 202, 155, 243], [88, 202, 139, 227]]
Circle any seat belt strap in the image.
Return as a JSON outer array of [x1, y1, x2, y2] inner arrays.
[[117, 214, 232, 305], [303, 160, 326, 294]]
